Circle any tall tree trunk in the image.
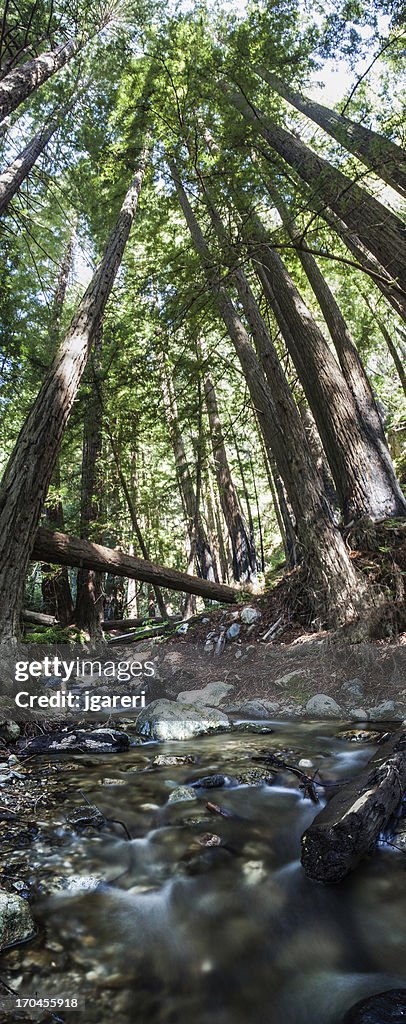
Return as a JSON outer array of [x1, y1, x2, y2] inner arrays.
[[0, 22, 104, 124], [75, 333, 104, 641], [222, 84, 406, 294], [160, 352, 215, 581], [107, 429, 168, 618], [360, 290, 406, 399], [0, 101, 69, 215], [203, 372, 257, 581], [41, 459, 74, 625], [204, 458, 227, 582], [168, 155, 375, 630], [255, 66, 406, 199], [0, 143, 149, 643], [240, 206, 406, 520], [269, 185, 388, 434]]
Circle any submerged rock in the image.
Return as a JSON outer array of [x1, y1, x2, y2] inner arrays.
[[0, 890, 35, 950], [136, 699, 229, 741], [167, 786, 197, 804], [152, 754, 196, 767], [190, 774, 229, 789], [343, 989, 406, 1023], [339, 729, 381, 743], [233, 767, 276, 786]]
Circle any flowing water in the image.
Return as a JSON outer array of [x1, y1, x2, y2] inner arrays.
[[1, 720, 405, 1024]]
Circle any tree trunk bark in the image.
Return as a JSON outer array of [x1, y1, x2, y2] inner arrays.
[[301, 728, 406, 883], [41, 459, 74, 626], [243, 208, 406, 520], [203, 372, 257, 581], [107, 430, 168, 618], [0, 37, 79, 122], [168, 155, 374, 630], [31, 527, 239, 604], [360, 290, 406, 399], [0, 143, 149, 643], [160, 352, 215, 581], [0, 103, 67, 215], [255, 66, 406, 199], [269, 186, 388, 432], [75, 331, 104, 641], [223, 84, 406, 294]]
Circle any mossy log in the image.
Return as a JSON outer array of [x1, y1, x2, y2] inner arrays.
[[301, 728, 406, 883]]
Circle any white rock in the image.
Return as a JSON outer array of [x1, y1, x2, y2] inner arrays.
[[176, 681, 234, 707], [241, 607, 261, 625], [136, 699, 229, 741], [0, 890, 35, 950], [305, 694, 343, 717]]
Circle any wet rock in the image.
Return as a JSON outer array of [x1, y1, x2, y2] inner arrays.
[[41, 874, 103, 896], [66, 804, 105, 830], [233, 767, 276, 786], [190, 774, 229, 789], [298, 758, 314, 769], [197, 832, 222, 846], [232, 722, 274, 735], [342, 989, 406, 1023], [368, 701, 396, 719], [100, 778, 127, 786], [152, 754, 196, 767], [167, 786, 197, 804], [0, 889, 35, 950], [20, 728, 130, 754], [338, 729, 381, 743], [136, 699, 229, 741], [305, 694, 343, 717], [176, 681, 234, 707], [241, 607, 261, 624]]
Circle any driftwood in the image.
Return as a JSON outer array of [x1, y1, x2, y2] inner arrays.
[[301, 728, 406, 883], [31, 527, 239, 604], [22, 609, 59, 626]]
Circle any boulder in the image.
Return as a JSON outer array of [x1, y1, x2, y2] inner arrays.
[[343, 989, 406, 1023], [368, 701, 396, 719], [305, 694, 343, 717], [241, 607, 261, 624], [19, 728, 130, 754], [341, 678, 365, 699], [136, 699, 229, 741], [0, 890, 35, 950], [349, 709, 370, 721], [226, 699, 280, 717], [176, 681, 233, 707]]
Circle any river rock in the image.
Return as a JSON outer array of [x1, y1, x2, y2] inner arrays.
[[226, 623, 241, 640], [349, 709, 370, 721], [338, 729, 381, 743], [190, 774, 229, 789], [136, 699, 229, 740], [368, 701, 396, 719], [343, 989, 406, 1023], [305, 694, 343, 717], [341, 678, 365, 699], [0, 720, 20, 741], [152, 754, 196, 766], [176, 681, 234, 707], [226, 699, 280, 717], [19, 728, 130, 754], [241, 607, 261, 624], [0, 890, 35, 950], [167, 786, 197, 804], [233, 767, 276, 786]]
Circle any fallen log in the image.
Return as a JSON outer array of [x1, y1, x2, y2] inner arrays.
[[32, 528, 238, 605], [102, 615, 181, 630], [301, 728, 406, 883], [107, 622, 175, 645], [22, 609, 59, 627]]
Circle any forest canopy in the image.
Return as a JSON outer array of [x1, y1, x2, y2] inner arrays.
[[0, 0, 405, 645]]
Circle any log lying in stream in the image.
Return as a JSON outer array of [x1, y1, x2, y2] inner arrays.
[[301, 728, 406, 883], [32, 528, 239, 604]]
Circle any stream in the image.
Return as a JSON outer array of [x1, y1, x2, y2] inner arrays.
[[1, 720, 405, 1024]]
